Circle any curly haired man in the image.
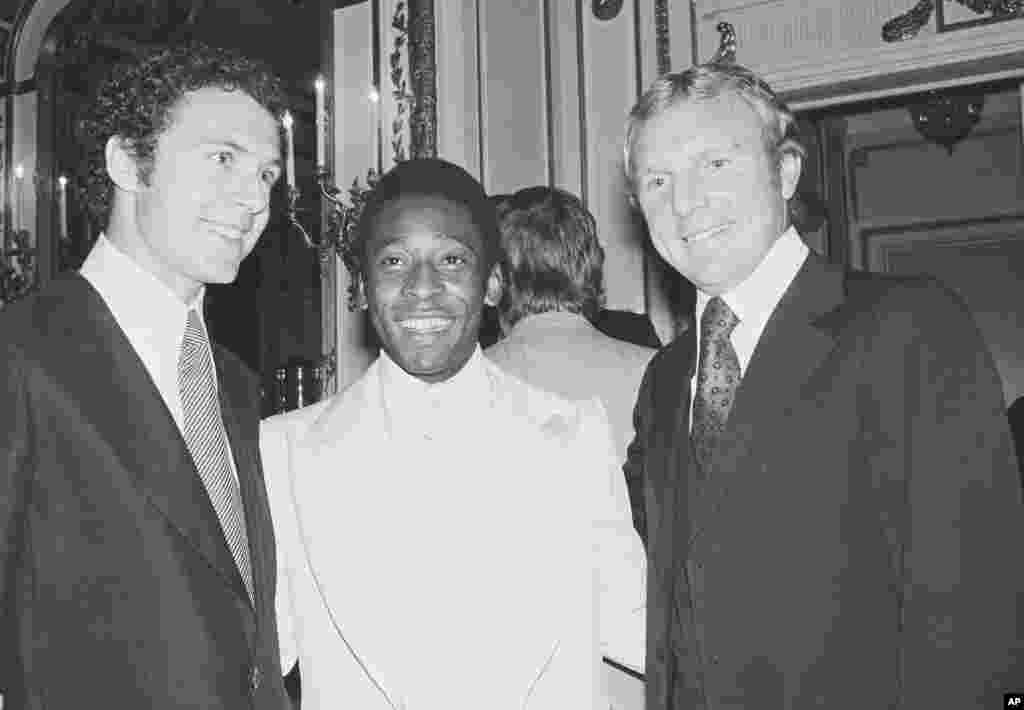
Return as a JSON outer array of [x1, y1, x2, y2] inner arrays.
[[0, 43, 291, 708]]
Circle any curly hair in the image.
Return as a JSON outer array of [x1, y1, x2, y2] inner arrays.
[[76, 42, 288, 232], [495, 186, 605, 328]]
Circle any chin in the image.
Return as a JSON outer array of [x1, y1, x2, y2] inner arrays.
[[202, 259, 245, 285]]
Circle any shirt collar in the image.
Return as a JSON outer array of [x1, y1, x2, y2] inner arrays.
[[80, 233, 206, 355], [506, 310, 592, 337], [696, 225, 808, 334], [378, 344, 496, 434]]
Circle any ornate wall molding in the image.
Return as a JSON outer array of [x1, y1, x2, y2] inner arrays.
[[692, 1, 1024, 110], [408, 0, 436, 158], [655, 0, 670, 74]]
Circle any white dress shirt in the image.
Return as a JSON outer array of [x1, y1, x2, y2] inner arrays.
[[690, 226, 809, 428], [80, 234, 238, 481]]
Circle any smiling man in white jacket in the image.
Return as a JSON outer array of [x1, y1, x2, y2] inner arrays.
[[261, 158, 645, 709]]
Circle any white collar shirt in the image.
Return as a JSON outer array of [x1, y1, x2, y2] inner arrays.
[[690, 226, 809, 429], [378, 344, 494, 443], [80, 235, 237, 481]]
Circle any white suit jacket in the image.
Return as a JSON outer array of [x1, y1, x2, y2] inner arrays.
[[261, 353, 644, 709]]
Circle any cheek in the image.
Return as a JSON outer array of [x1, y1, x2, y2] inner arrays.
[[452, 275, 487, 308], [367, 279, 399, 318]]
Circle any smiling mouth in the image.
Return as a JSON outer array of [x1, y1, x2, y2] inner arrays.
[[682, 223, 732, 244], [204, 220, 247, 241], [399, 317, 453, 334]]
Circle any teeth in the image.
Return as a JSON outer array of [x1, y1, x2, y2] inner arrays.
[[400, 318, 450, 332], [206, 221, 244, 240]]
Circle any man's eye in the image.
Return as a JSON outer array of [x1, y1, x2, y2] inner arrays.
[[644, 175, 667, 192], [213, 151, 234, 166], [378, 255, 404, 269], [441, 254, 468, 268], [708, 158, 730, 169]]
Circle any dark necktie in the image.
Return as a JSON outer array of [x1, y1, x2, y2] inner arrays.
[[691, 296, 741, 472], [178, 309, 254, 602]]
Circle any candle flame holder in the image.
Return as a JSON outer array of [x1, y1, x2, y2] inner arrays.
[[286, 167, 379, 311], [0, 226, 37, 306]]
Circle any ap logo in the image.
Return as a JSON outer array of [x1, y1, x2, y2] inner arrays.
[[1007, 694, 1023, 707]]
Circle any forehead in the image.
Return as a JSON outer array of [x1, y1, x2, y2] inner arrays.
[[369, 194, 483, 251], [634, 93, 765, 166], [163, 86, 280, 156]]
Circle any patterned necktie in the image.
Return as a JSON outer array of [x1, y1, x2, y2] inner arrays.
[[178, 309, 254, 602], [691, 296, 741, 472]]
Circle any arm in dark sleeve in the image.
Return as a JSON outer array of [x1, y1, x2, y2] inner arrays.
[[887, 282, 1023, 707], [623, 364, 654, 549], [0, 342, 31, 695]]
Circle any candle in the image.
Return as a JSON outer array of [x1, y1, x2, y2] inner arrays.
[[314, 76, 326, 173], [282, 111, 296, 190], [58, 175, 68, 242], [369, 86, 381, 172], [13, 163, 24, 233]]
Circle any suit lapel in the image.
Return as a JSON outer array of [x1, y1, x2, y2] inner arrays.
[[689, 255, 846, 547], [56, 275, 252, 604], [215, 348, 265, 613], [641, 328, 698, 612], [289, 364, 404, 697]]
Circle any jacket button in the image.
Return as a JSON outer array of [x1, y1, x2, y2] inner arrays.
[[250, 665, 262, 692], [710, 655, 720, 665]]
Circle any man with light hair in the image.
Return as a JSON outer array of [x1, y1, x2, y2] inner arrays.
[[623, 61, 1023, 708]]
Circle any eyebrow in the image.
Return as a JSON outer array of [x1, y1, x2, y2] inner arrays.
[[204, 139, 282, 167], [376, 231, 480, 243], [373, 233, 481, 253]]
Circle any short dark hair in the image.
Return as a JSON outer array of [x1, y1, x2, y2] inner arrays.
[[355, 158, 501, 272], [76, 42, 288, 231], [495, 186, 605, 327]]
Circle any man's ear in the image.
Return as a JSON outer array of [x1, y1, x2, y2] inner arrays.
[[484, 264, 503, 307], [105, 136, 143, 192], [779, 149, 802, 201]]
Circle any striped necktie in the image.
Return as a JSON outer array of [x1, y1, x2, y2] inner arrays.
[[178, 309, 254, 602]]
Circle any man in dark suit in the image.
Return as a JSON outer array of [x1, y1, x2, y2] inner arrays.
[[623, 62, 1023, 708], [0, 44, 290, 708]]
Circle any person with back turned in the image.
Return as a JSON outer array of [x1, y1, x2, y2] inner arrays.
[[486, 185, 655, 478]]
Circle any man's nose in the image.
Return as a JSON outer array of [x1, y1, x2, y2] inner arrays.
[[230, 170, 270, 215], [672, 176, 704, 218], [402, 261, 443, 298]]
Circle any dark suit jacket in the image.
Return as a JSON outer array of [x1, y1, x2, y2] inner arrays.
[[625, 253, 1024, 709], [594, 308, 663, 350], [0, 274, 288, 708]]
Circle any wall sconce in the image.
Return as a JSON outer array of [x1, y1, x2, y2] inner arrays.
[[908, 89, 985, 154], [286, 163, 378, 310], [0, 164, 37, 306]]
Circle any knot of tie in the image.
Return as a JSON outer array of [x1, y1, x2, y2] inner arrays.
[[700, 296, 739, 343]]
